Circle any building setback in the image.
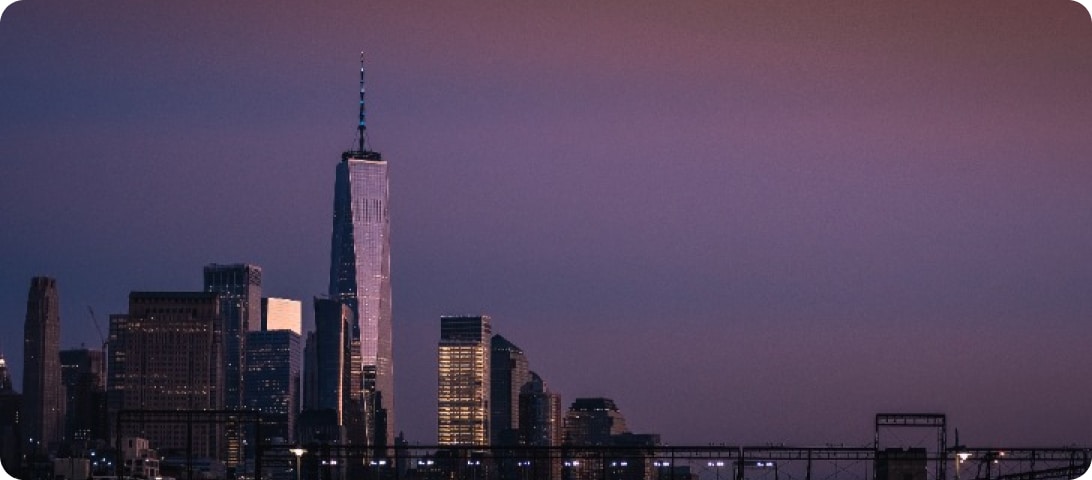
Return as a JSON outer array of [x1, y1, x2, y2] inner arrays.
[[437, 315, 492, 447], [23, 276, 64, 453], [108, 292, 223, 460]]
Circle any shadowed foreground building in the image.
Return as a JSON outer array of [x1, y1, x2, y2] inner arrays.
[[108, 292, 224, 462], [0, 354, 22, 476], [23, 276, 64, 454], [490, 334, 529, 447], [59, 348, 106, 448]]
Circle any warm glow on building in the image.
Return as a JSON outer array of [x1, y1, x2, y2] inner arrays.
[[437, 315, 491, 446]]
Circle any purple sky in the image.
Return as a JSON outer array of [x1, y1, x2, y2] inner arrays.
[[2, 0, 1091, 447]]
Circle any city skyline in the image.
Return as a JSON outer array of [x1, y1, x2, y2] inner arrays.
[[2, 0, 1092, 448]]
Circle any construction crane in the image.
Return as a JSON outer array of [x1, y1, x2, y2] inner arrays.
[[87, 306, 108, 384]]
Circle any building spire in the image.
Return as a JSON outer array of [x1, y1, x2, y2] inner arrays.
[[358, 51, 367, 153]]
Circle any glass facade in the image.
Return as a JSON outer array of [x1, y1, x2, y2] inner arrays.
[[329, 151, 393, 447], [243, 330, 300, 443], [437, 315, 492, 446], [203, 263, 263, 409]]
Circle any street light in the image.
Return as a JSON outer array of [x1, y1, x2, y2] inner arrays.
[[955, 452, 973, 480], [290, 448, 307, 480], [708, 461, 726, 480]]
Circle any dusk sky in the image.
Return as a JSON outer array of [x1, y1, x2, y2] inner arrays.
[[2, 0, 1091, 447]]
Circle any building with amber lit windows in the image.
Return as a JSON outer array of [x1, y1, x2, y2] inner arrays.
[[437, 315, 491, 446]]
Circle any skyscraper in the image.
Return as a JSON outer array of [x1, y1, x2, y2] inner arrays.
[[302, 299, 359, 431], [59, 348, 106, 445], [328, 54, 393, 448], [204, 264, 260, 471], [203, 263, 262, 409], [490, 334, 530, 446], [0, 353, 22, 478], [437, 315, 491, 446], [108, 292, 223, 460], [23, 276, 64, 453], [244, 330, 300, 443]]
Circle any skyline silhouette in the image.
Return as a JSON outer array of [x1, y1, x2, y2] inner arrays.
[[1, 1, 1091, 447]]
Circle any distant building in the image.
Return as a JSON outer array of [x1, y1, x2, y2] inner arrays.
[[108, 292, 223, 461], [203, 263, 262, 409], [519, 372, 562, 448], [490, 334, 529, 446], [59, 348, 106, 447], [23, 276, 65, 453], [328, 56, 394, 449], [876, 448, 927, 480], [519, 372, 562, 480], [0, 354, 23, 476], [303, 299, 358, 425], [262, 297, 302, 334], [204, 263, 261, 471], [563, 398, 628, 446], [562, 398, 660, 480], [244, 330, 300, 444], [437, 315, 492, 446]]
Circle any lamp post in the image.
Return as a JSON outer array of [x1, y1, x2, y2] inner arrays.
[[290, 448, 307, 480], [708, 461, 726, 480]]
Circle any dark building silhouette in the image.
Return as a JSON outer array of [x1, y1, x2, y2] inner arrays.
[[329, 55, 394, 450], [876, 448, 928, 480], [23, 276, 64, 454], [518, 372, 562, 480], [562, 398, 659, 480], [108, 292, 223, 461], [244, 329, 300, 444], [519, 372, 561, 448], [59, 348, 106, 448], [300, 298, 362, 450], [203, 263, 262, 409], [490, 334, 529, 447], [0, 354, 23, 476], [204, 263, 261, 471], [563, 398, 628, 446]]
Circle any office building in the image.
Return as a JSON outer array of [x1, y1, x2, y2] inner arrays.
[[59, 348, 106, 446], [108, 292, 223, 460], [0, 353, 22, 476], [262, 297, 302, 334], [23, 276, 65, 453], [244, 330, 300, 444], [519, 372, 562, 448], [563, 398, 628, 446], [490, 334, 529, 446], [300, 299, 360, 441], [203, 263, 262, 409], [328, 55, 394, 448], [437, 315, 491, 446]]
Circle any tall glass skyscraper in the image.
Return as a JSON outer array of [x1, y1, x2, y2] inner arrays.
[[328, 55, 393, 448]]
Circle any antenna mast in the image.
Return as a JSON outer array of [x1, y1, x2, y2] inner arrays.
[[358, 51, 367, 152]]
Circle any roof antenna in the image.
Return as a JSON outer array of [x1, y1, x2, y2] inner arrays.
[[358, 51, 367, 153]]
